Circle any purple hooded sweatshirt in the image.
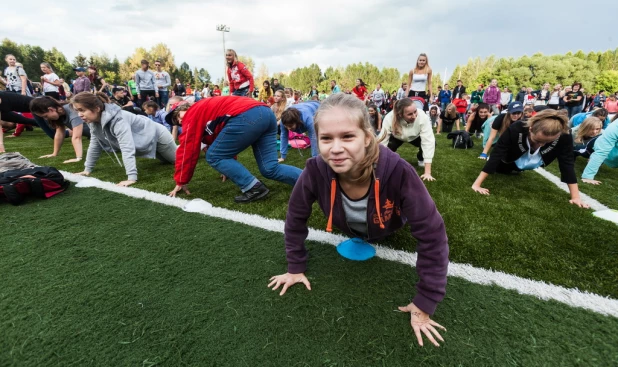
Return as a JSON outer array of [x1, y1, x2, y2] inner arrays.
[[284, 145, 449, 315], [483, 85, 501, 104]]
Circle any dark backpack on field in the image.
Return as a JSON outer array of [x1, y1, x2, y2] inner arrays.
[[446, 130, 474, 149], [0, 167, 69, 205]]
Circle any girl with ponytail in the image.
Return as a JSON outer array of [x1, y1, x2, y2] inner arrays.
[[269, 93, 449, 348], [71, 92, 177, 187]]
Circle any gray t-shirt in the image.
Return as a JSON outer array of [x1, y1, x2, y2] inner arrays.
[[4, 66, 28, 93], [62, 104, 84, 128], [340, 188, 369, 237]]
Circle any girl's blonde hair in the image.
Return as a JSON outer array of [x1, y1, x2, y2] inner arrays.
[[271, 90, 287, 120], [314, 93, 379, 183], [525, 109, 569, 136], [445, 103, 457, 119], [389, 98, 415, 137], [415, 53, 430, 73], [575, 117, 602, 144]]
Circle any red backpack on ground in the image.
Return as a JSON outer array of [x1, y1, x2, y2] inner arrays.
[[0, 167, 69, 205]]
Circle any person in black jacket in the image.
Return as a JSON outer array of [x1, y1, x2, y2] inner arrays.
[[173, 78, 186, 96], [471, 109, 589, 208], [452, 80, 466, 100]]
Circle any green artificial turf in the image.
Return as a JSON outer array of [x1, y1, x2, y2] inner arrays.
[[1, 188, 617, 366], [2, 130, 618, 300]]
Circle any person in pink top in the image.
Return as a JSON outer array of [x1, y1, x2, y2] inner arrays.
[[603, 94, 618, 114], [482, 79, 501, 115]]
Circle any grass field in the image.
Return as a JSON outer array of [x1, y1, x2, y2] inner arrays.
[[1, 129, 617, 366]]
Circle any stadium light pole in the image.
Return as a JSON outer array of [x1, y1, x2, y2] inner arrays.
[[216, 24, 230, 83]]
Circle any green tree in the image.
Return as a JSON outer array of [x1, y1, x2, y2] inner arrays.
[[72, 52, 87, 68], [596, 70, 618, 93], [238, 56, 255, 74]]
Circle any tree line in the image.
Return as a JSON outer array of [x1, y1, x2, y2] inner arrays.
[[1, 37, 617, 95]]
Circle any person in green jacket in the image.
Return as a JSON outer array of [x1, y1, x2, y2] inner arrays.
[[471, 84, 484, 104], [127, 76, 137, 103]]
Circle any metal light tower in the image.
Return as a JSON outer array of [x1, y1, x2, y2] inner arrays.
[[216, 24, 230, 83]]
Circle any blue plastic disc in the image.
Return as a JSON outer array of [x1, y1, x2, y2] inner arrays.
[[336, 238, 376, 261]]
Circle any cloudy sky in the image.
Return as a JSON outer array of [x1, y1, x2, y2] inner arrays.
[[3, 0, 617, 82]]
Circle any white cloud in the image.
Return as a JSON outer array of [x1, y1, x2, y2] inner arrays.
[[2, 0, 617, 83]]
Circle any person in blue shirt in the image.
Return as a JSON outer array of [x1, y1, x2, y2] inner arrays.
[[438, 84, 452, 111], [278, 101, 320, 162], [570, 108, 610, 129], [330, 80, 341, 94], [581, 117, 618, 184]]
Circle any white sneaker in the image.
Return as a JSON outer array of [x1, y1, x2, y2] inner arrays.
[[418, 160, 425, 167]]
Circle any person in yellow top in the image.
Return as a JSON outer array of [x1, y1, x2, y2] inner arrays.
[[377, 98, 436, 181], [257, 80, 274, 103]]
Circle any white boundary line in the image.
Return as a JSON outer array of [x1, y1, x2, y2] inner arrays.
[[534, 167, 609, 211], [61, 171, 618, 318]]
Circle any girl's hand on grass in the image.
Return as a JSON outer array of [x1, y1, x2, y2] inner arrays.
[[63, 158, 82, 164], [420, 173, 436, 181], [569, 198, 590, 209], [398, 302, 446, 347], [582, 178, 601, 185], [268, 272, 311, 296], [117, 180, 136, 187], [472, 184, 489, 195], [168, 184, 190, 197], [220, 175, 227, 182], [39, 153, 56, 158], [75, 171, 90, 176]]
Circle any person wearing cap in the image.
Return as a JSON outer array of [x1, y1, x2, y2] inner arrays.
[[472, 109, 588, 208], [166, 96, 302, 203], [72, 67, 91, 95], [478, 101, 524, 159]]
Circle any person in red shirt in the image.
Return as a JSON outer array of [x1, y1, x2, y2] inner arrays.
[[225, 49, 254, 97], [167, 96, 302, 203], [212, 85, 222, 97], [352, 78, 368, 101]]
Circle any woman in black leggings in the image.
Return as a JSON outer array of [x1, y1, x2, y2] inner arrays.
[[0, 91, 56, 138]]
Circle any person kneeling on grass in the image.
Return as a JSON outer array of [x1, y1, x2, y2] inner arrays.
[[72, 92, 177, 187], [572, 117, 603, 160], [278, 101, 320, 162], [580, 116, 618, 185], [376, 98, 436, 181], [29, 96, 91, 164], [471, 109, 589, 208], [268, 93, 449, 347], [167, 96, 302, 203]]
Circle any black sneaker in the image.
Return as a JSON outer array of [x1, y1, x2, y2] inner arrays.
[[234, 182, 269, 203]]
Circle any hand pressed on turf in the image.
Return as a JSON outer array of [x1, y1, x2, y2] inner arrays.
[[117, 180, 136, 187], [168, 184, 190, 197], [268, 272, 311, 296], [569, 198, 590, 209], [472, 184, 489, 195], [398, 302, 446, 347], [582, 178, 601, 185]]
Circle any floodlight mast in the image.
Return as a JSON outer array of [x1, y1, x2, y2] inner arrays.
[[216, 25, 231, 83]]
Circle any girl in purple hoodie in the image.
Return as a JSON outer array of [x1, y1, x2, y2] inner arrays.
[[268, 93, 449, 347]]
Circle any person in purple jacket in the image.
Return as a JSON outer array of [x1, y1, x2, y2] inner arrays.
[[268, 93, 449, 347], [483, 79, 501, 115]]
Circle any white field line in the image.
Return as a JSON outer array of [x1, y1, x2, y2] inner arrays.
[[61, 171, 618, 318], [534, 167, 609, 211]]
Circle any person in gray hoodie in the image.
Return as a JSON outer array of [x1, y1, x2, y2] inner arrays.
[[71, 92, 176, 187], [135, 60, 158, 109]]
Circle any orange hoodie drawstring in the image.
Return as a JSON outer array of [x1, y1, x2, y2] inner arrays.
[[374, 178, 385, 229], [326, 178, 336, 232]]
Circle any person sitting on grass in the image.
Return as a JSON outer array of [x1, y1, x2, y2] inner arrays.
[[573, 117, 603, 159], [478, 101, 524, 159], [465, 102, 490, 138], [72, 92, 177, 187], [167, 96, 302, 203], [471, 109, 589, 208], [580, 115, 618, 185], [29, 96, 91, 163], [278, 101, 320, 162], [436, 103, 460, 134], [377, 98, 436, 181], [268, 93, 449, 347]]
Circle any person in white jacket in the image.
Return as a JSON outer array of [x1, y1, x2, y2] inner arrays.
[[71, 92, 177, 187], [377, 98, 436, 181]]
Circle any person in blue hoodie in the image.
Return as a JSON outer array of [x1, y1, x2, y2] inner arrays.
[[570, 108, 610, 129], [278, 101, 320, 162], [581, 116, 618, 184], [268, 93, 449, 348]]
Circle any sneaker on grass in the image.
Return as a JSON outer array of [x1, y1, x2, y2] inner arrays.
[[234, 182, 270, 203]]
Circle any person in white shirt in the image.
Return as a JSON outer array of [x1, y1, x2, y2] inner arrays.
[[201, 83, 211, 99], [40, 62, 63, 100], [371, 83, 386, 110], [377, 98, 436, 181]]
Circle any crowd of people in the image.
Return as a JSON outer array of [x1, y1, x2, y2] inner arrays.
[[2, 50, 618, 348]]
